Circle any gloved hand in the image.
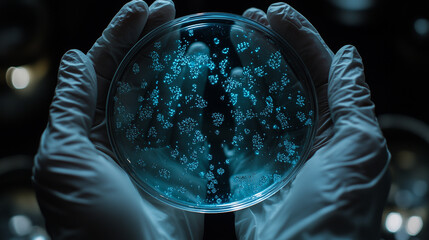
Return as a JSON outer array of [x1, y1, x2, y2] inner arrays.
[[234, 3, 391, 240], [32, 1, 204, 239]]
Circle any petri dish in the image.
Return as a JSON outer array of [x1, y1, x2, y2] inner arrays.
[[106, 13, 317, 213]]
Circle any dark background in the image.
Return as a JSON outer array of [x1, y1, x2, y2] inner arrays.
[[0, 0, 428, 239]]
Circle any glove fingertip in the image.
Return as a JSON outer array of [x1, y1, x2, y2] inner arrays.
[[126, 0, 150, 14], [61, 49, 93, 69], [267, 2, 290, 14], [59, 49, 97, 90], [331, 45, 363, 70], [267, 2, 303, 29], [243, 7, 269, 27], [60, 49, 85, 67], [265, 2, 334, 88], [87, 0, 149, 81], [149, 0, 175, 16], [328, 45, 365, 94], [107, 0, 150, 37]]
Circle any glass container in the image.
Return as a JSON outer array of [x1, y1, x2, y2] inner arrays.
[[106, 13, 317, 213]]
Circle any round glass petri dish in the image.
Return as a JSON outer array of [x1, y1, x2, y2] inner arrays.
[[106, 13, 317, 213]]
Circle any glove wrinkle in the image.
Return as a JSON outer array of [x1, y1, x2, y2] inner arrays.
[[54, 50, 97, 133], [310, 84, 333, 156]]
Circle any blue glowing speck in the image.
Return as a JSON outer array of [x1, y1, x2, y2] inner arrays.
[[208, 74, 219, 85], [178, 117, 198, 134], [159, 168, 170, 179], [296, 95, 305, 107], [296, 111, 306, 122], [132, 63, 140, 74], [236, 42, 250, 53], [268, 51, 282, 69], [252, 133, 263, 151], [154, 41, 161, 50], [230, 93, 238, 106], [212, 112, 224, 127]]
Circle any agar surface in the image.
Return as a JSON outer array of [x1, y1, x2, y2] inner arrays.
[[111, 23, 315, 208]]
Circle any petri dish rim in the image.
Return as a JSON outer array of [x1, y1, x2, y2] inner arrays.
[[106, 12, 318, 213]]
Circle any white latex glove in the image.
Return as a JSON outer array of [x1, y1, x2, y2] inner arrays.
[[32, 0, 204, 239], [234, 3, 391, 240]]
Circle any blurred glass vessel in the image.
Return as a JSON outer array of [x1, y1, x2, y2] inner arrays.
[[106, 13, 317, 213]]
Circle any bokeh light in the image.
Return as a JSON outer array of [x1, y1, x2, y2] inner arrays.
[[406, 216, 423, 236], [414, 18, 429, 36], [7, 67, 31, 90], [386, 212, 403, 233]]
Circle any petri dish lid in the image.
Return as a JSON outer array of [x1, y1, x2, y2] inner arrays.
[[106, 12, 318, 213]]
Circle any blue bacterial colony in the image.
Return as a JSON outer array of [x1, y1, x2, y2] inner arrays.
[[108, 14, 316, 212]]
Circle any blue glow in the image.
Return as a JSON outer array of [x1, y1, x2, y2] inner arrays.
[[108, 13, 316, 212], [414, 18, 429, 36]]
